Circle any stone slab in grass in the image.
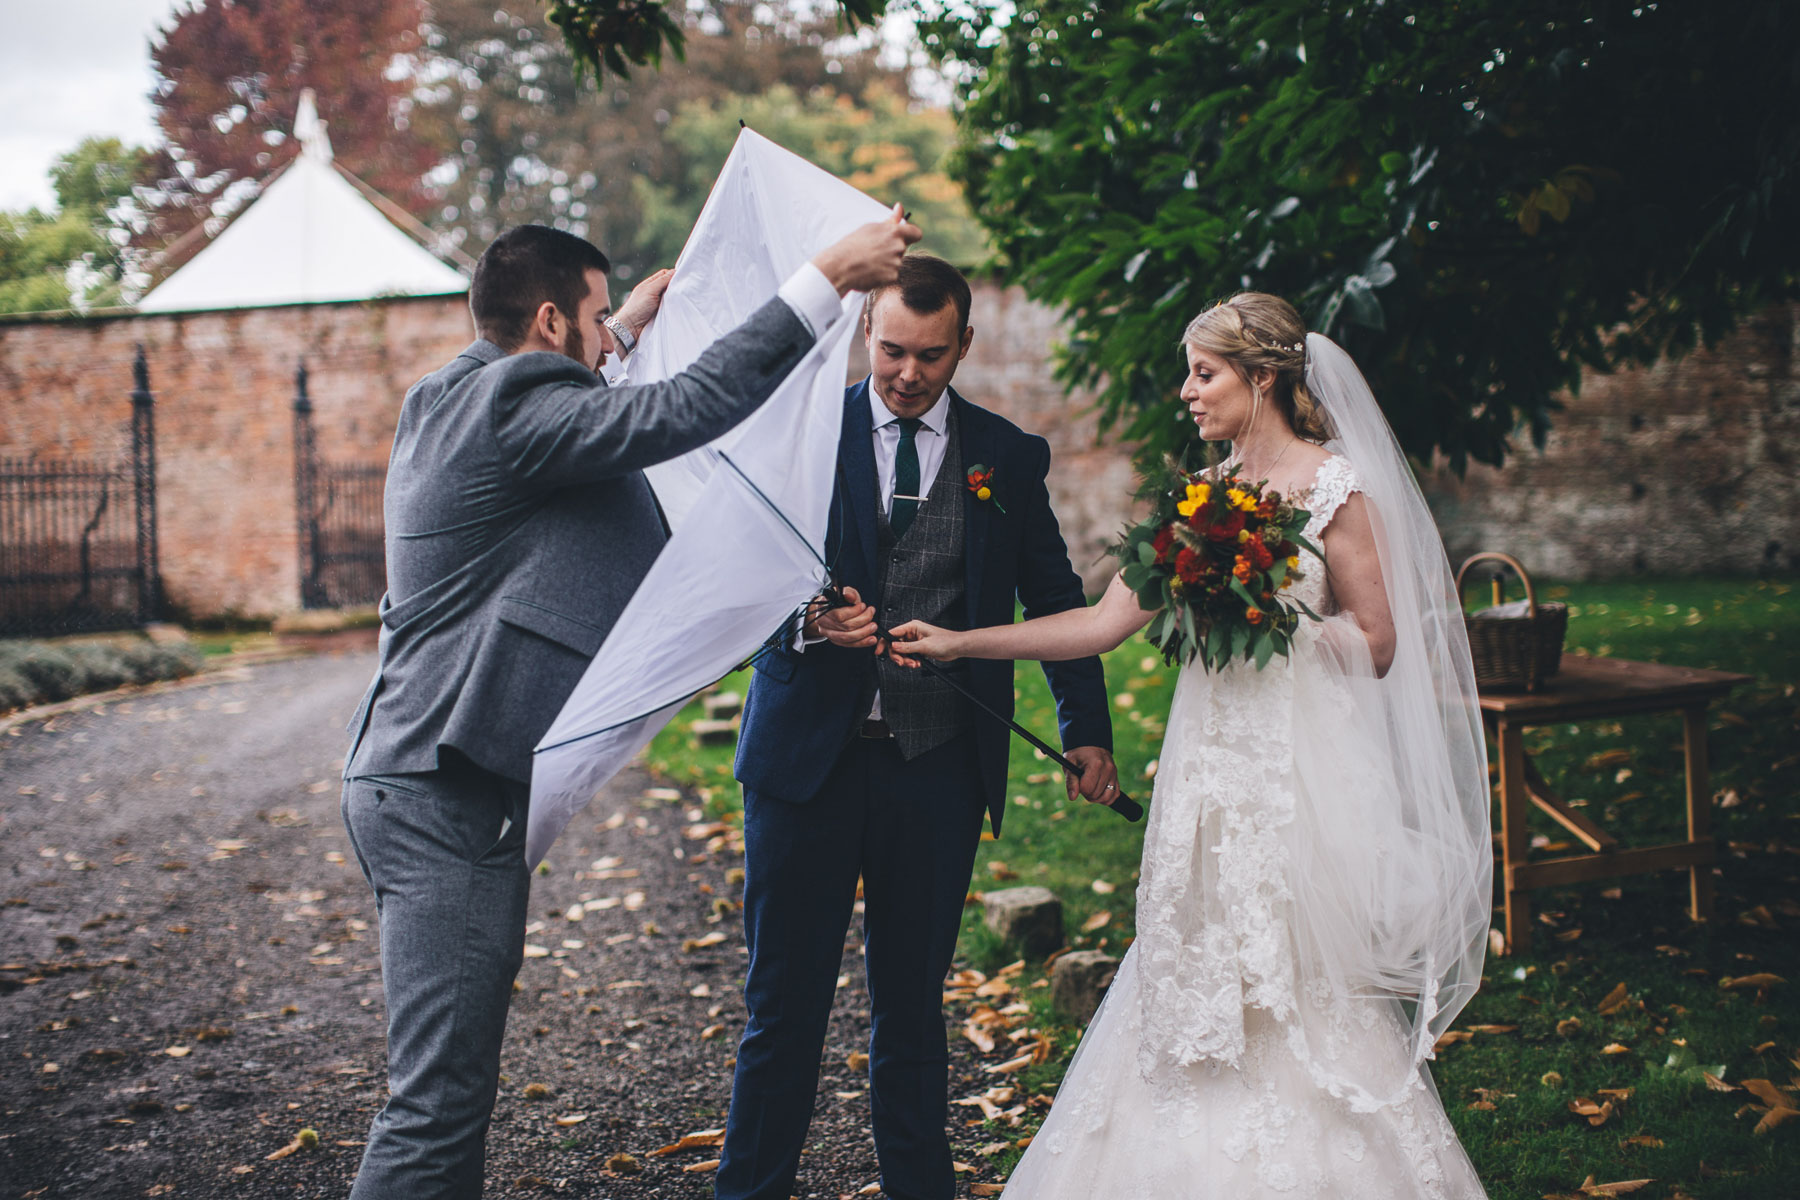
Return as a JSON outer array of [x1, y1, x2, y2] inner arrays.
[[691, 717, 740, 746], [702, 691, 743, 720], [982, 886, 1063, 958], [1051, 949, 1119, 1026]]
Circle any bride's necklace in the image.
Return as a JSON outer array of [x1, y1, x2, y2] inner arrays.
[[1231, 435, 1299, 481]]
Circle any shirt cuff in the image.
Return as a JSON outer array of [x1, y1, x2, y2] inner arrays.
[[777, 261, 845, 339]]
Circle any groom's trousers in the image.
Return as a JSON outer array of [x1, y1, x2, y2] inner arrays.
[[340, 754, 531, 1200], [716, 731, 987, 1200]]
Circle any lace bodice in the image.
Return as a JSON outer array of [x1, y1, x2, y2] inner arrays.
[[1288, 454, 1360, 614]]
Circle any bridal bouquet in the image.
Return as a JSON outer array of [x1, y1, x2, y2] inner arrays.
[[1115, 464, 1321, 671]]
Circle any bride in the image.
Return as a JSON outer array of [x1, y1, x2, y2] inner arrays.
[[890, 293, 1493, 1198]]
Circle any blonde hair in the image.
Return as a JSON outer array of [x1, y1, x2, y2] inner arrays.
[[1181, 293, 1332, 442]]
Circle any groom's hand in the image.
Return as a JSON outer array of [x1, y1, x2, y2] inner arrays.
[[804, 586, 880, 649], [1063, 746, 1119, 806]]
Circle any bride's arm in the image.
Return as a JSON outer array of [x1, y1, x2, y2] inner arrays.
[[1319, 492, 1397, 676], [891, 574, 1157, 663]]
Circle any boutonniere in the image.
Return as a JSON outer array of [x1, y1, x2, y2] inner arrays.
[[966, 464, 1006, 514]]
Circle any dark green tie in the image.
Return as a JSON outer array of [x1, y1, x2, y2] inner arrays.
[[891, 417, 923, 538]]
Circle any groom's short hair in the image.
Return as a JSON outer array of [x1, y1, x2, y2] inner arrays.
[[470, 225, 612, 351], [864, 253, 971, 338]]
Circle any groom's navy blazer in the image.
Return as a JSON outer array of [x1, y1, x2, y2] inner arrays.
[[735, 378, 1111, 836]]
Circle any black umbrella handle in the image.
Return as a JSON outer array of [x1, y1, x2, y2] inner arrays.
[[815, 587, 1144, 822]]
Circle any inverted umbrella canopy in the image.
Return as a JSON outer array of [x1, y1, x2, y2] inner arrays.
[[526, 130, 890, 866]]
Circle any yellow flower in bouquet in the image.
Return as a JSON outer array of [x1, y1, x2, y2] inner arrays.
[[1176, 481, 1212, 518]]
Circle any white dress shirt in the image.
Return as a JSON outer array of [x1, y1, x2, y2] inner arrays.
[[775, 261, 848, 340], [606, 261, 844, 383], [869, 385, 953, 520]]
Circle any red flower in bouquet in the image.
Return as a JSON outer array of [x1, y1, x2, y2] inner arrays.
[[1203, 510, 1246, 542], [1151, 526, 1176, 564]]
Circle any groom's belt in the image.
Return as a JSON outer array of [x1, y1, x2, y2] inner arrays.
[[859, 719, 893, 739]]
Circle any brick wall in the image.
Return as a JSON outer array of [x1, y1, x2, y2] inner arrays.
[[1422, 303, 1800, 580], [0, 296, 474, 619], [2, 289, 1792, 624]]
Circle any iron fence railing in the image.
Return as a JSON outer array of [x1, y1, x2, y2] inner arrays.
[[294, 360, 387, 609], [0, 347, 161, 637]]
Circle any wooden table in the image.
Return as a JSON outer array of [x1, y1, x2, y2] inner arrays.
[[1481, 654, 1751, 954]]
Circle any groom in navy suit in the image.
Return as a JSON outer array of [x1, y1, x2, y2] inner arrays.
[[720, 254, 1117, 1200]]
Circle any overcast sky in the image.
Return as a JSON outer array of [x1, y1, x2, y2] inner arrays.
[[1, 2, 946, 215], [1, 0, 185, 211]]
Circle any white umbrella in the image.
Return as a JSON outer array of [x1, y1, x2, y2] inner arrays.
[[526, 130, 889, 866]]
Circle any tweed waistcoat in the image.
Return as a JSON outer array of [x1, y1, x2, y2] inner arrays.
[[862, 406, 973, 758]]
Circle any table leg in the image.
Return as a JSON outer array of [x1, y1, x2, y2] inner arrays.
[[1495, 718, 1532, 954], [1682, 705, 1715, 924]]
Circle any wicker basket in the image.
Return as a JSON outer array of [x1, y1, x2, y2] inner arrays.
[[1456, 552, 1569, 693]]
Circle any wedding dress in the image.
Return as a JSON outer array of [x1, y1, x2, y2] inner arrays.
[[1005, 338, 1494, 1198], [1004, 456, 1485, 1198]]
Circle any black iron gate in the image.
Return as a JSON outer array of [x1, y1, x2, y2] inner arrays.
[[0, 348, 161, 637], [293, 361, 387, 609]]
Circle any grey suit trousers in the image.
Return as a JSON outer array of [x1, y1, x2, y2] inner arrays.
[[341, 760, 530, 1199]]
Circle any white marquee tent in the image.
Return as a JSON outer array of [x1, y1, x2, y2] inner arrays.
[[137, 91, 468, 314]]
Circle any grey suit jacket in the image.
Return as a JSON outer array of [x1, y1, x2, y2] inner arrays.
[[344, 296, 816, 784]]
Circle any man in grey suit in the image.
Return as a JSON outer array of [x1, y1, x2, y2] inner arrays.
[[339, 214, 919, 1198]]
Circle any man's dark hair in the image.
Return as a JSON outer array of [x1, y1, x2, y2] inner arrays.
[[864, 252, 972, 338], [469, 225, 611, 351]]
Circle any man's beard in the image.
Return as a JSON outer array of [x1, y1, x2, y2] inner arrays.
[[563, 324, 592, 370]]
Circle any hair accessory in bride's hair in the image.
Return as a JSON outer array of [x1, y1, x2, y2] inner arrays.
[[1244, 324, 1305, 356]]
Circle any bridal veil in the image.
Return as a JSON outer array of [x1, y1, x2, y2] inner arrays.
[[1282, 332, 1492, 1105]]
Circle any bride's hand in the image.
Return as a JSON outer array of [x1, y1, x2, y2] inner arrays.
[[884, 620, 963, 667]]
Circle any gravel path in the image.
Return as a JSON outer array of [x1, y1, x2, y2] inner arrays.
[[0, 652, 1011, 1198]]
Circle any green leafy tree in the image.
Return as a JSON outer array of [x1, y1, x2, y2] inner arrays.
[[630, 83, 986, 270], [0, 138, 150, 314], [413, 0, 903, 272], [545, 0, 1800, 468], [917, 0, 1800, 467], [544, 0, 885, 80]]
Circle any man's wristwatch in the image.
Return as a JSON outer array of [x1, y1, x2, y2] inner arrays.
[[604, 316, 637, 357]]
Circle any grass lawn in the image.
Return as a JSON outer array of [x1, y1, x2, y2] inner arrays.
[[643, 576, 1799, 1199]]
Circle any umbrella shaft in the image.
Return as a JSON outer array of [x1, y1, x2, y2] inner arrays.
[[819, 586, 1142, 822]]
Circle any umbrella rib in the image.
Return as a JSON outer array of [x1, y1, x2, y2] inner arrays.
[[536, 451, 828, 759], [716, 449, 831, 574], [532, 600, 811, 756]]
